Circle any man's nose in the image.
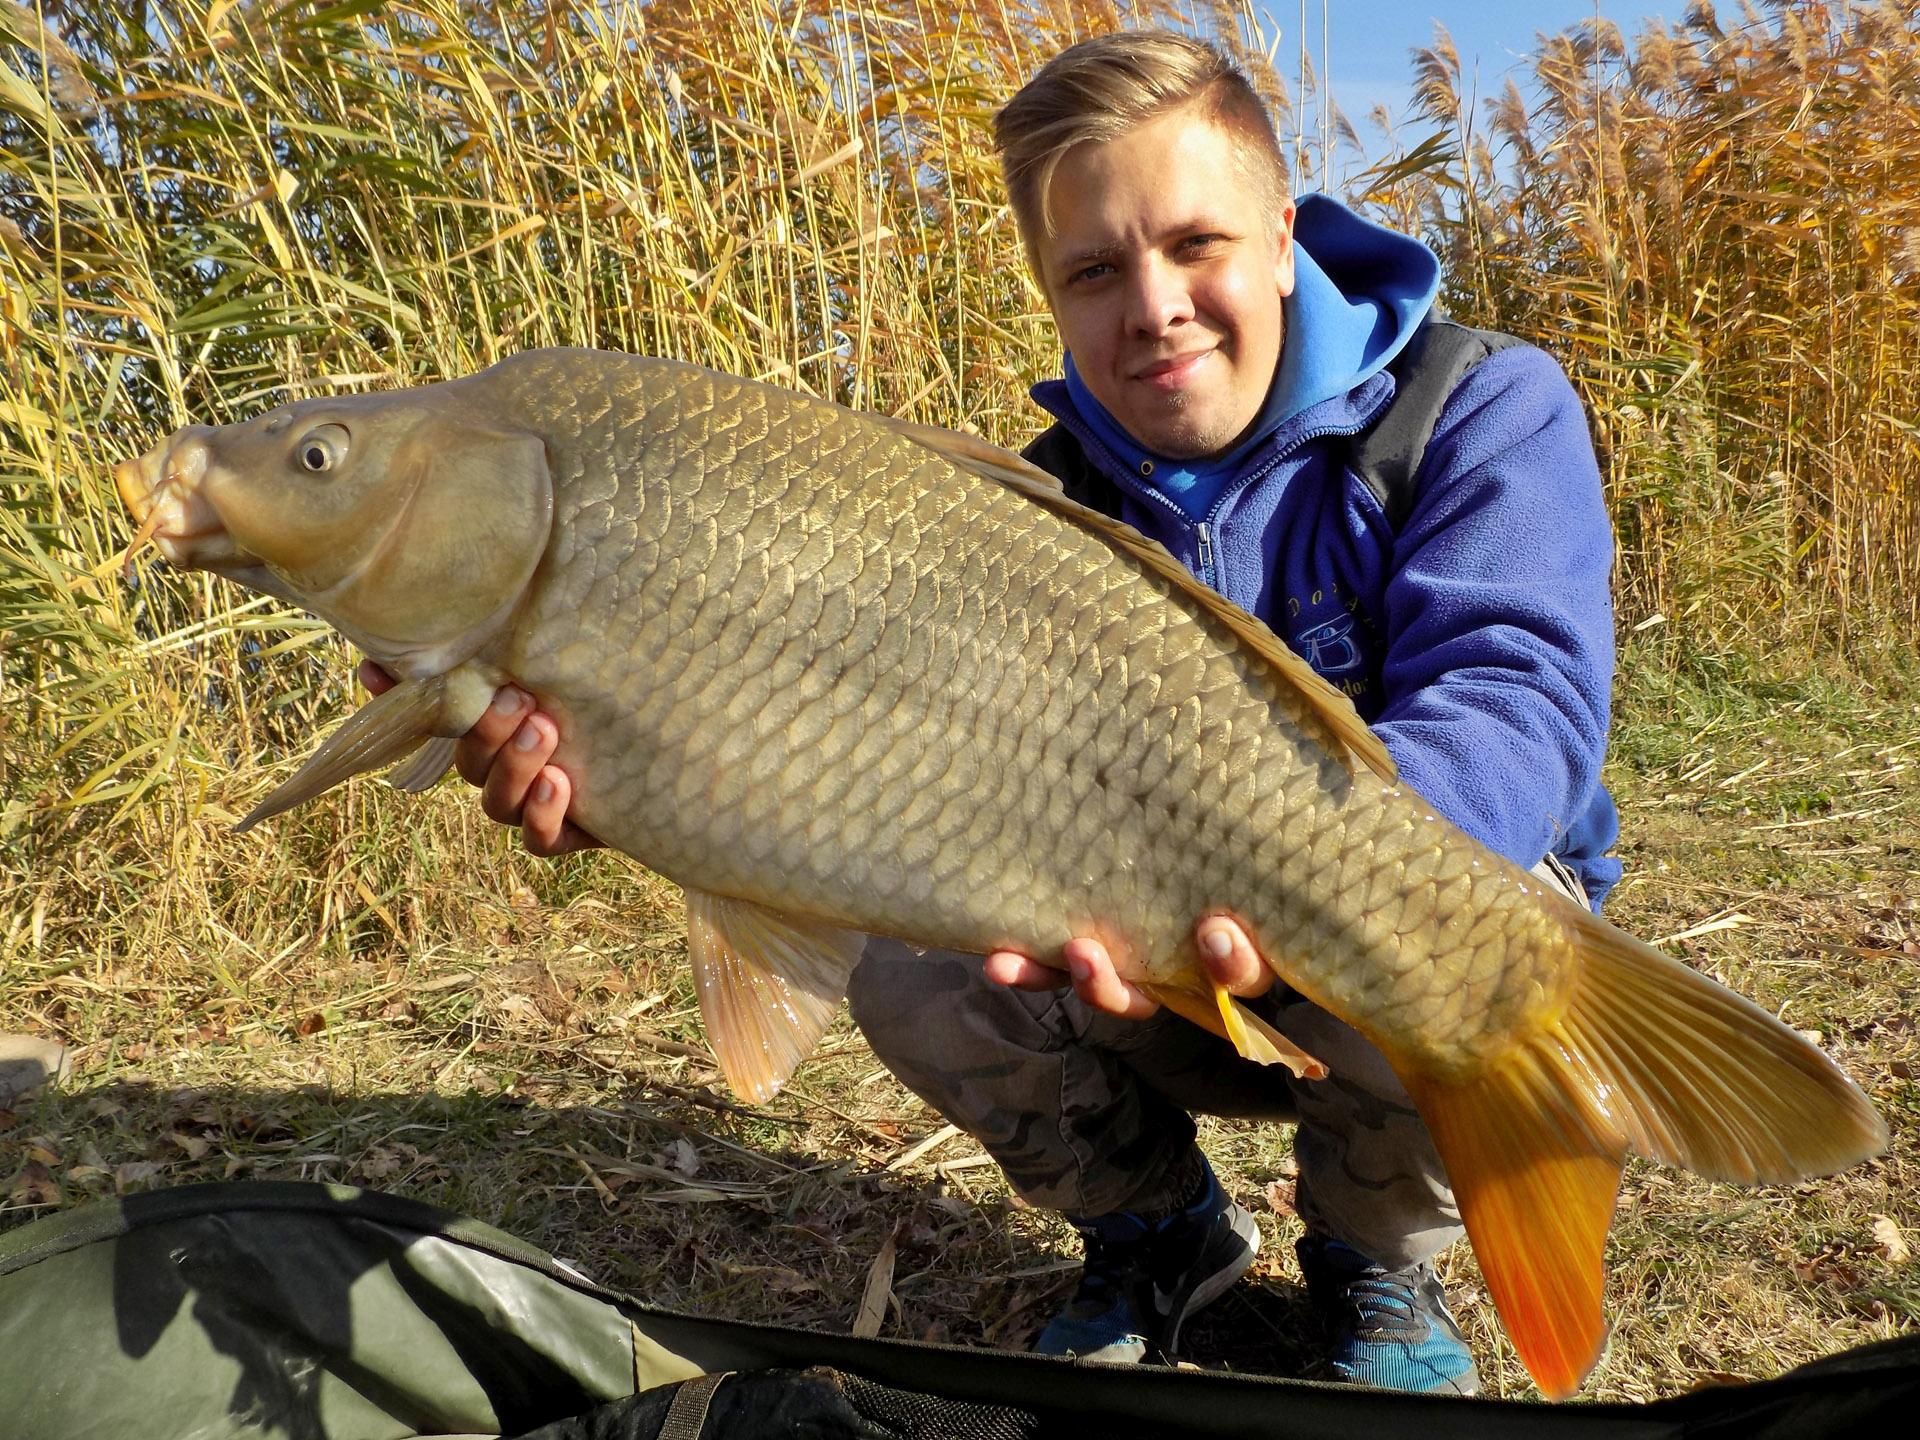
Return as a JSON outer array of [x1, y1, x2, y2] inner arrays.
[[1125, 257, 1194, 335]]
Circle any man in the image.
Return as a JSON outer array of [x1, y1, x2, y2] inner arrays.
[[369, 30, 1618, 1395]]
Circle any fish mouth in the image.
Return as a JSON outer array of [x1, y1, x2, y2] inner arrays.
[[113, 429, 251, 571]]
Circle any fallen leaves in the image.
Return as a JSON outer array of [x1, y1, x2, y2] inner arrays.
[[1871, 1215, 1910, 1266], [852, 1232, 897, 1338], [7, 1161, 57, 1207], [356, 1141, 444, 1184]]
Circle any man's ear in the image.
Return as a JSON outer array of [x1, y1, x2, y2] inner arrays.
[[1273, 199, 1298, 298]]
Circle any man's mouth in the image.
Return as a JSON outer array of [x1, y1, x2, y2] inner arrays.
[[1133, 350, 1213, 389]]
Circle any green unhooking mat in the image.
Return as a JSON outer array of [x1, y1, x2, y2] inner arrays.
[[0, 1181, 1912, 1438]]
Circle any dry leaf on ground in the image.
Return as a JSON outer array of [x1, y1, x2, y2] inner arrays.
[[853, 1233, 897, 1338]]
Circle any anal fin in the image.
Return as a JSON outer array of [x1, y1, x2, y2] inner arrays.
[[686, 890, 867, 1103], [1140, 982, 1328, 1080]]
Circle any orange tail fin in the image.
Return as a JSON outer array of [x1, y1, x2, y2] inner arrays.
[[1407, 1053, 1624, 1398], [1409, 898, 1887, 1399]]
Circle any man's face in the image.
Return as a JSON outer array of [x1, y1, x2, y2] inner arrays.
[[1036, 104, 1296, 461]]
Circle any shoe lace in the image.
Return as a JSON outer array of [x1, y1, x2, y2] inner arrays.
[[1340, 1270, 1427, 1341]]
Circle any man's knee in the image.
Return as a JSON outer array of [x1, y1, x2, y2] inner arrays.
[[847, 938, 1063, 1072], [845, 937, 924, 1037]]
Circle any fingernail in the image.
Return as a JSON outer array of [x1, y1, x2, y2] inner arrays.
[[1068, 956, 1092, 985], [534, 777, 554, 803], [514, 722, 542, 751], [491, 688, 526, 715], [1203, 927, 1234, 960]]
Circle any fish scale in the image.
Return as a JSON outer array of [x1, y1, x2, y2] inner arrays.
[[115, 346, 1885, 1397], [483, 354, 1555, 1062]]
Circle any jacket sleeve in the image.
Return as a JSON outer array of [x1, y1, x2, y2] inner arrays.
[[1369, 344, 1615, 878]]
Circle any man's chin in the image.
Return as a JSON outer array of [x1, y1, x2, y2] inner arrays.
[[1126, 414, 1236, 463]]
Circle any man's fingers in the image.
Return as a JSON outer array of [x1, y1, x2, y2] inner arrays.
[[1062, 937, 1161, 1021], [354, 662, 602, 856], [455, 687, 533, 786], [523, 766, 584, 855], [982, 950, 1066, 991], [479, 710, 557, 824], [983, 940, 1161, 1020], [1196, 913, 1274, 997]]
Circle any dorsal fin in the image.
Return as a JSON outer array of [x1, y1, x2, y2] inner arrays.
[[877, 415, 1398, 784]]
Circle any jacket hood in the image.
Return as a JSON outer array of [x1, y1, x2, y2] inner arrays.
[[1268, 191, 1442, 425]]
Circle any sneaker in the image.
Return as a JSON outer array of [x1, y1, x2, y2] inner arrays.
[[1296, 1234, 1481, 1395], [1034, 1163, 1261, 1363]]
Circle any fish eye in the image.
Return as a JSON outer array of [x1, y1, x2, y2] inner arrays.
[[295, 424, 350, 475]]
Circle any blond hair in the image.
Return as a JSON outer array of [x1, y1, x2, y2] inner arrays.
[[994, 31, 1289, 283]]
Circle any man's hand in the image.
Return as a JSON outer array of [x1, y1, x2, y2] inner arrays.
[[356, 661, 603, 856], [983, 915, 1270, 1021]]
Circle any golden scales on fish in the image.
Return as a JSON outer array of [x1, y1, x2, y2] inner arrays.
[[115, 349, 1885, 1398]]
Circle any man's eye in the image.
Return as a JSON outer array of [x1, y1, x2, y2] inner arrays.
[[1181, 234, 1224, 253], [1070, 263, 1112, 285]]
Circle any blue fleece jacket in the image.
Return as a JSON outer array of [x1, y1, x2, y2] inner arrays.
[[1029, 194, 1623, 906]]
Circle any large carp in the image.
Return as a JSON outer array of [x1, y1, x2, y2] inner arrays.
[[116, 349, 1884, 1397]]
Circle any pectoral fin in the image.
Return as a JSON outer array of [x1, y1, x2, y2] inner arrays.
[[1138, 981, 1328, 1080], [234, 667, 494, 832], [685, 890, 867, 1103]]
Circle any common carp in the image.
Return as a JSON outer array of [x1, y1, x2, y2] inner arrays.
[[115, 349, 1885, 1397]]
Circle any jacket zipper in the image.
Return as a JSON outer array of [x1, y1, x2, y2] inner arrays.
[[1047, 382, 1396, 597], [1195, 415, 1384, 596]]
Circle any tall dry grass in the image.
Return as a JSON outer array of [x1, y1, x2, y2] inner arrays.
[[3, 0, 1913, 1017], [3, 2, 1917, 1395], [2, 0, 1280, 979], [1375, 0, 1920, 648]]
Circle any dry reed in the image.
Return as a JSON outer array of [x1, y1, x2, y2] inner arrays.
[[1373, 0, 1920, 647]]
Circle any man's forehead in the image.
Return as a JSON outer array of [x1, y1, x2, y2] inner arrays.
[[1045, 169, 1253, 254], [1048, 113, 1246, 211]]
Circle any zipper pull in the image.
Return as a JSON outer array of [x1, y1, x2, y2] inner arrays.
[[1195, 522, 1214, 580]]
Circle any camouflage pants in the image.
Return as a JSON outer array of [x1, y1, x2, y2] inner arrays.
[[846, 857, 1587, 1272]]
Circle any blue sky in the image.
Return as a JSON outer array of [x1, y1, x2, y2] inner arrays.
[[1257, 2, 1676, 172]]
